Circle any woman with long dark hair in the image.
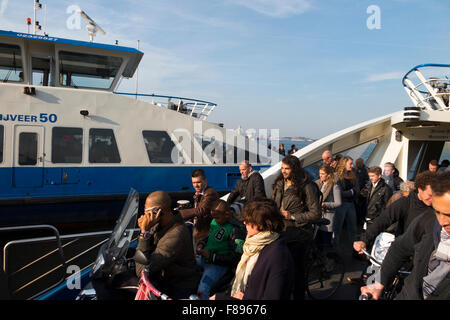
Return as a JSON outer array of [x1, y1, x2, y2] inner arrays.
[[271, 155, 321, 300]]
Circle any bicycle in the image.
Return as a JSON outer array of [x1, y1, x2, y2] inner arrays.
[[135, 269, 199, 300], [305, 218, 346, 300], [358, 248, 410, 300]]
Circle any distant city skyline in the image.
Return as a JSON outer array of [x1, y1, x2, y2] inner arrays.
[[1, 0, 450, 139]]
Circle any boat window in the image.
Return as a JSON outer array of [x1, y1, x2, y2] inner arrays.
[[58, 51, 123, 89], [196, 134, 264, 164], [52, 127, 83, 163], [0, 125, 3, 163], [89, 129, 121, 163], [32, 57, 53, 86], [142, 131, 176, 163], [0, 43, 23, 83], [18, 132, 38, 165]]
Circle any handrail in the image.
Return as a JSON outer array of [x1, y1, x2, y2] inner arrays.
[[402, 63, 450, 111], [402, 63, 450, 87], [1, 225, 66, 274], [112, 92, 218, 120], [1, 226, 140, 299], [113, 92, 217, 107]]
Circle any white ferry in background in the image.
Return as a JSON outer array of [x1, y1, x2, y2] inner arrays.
[[261, 63, 450, 193], [0, 29, 273, 230]]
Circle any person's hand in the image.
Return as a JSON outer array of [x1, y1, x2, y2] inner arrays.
[[353, 241, 367, 254], [281, 210, 291, 220], [198, 249, 211, 260], [360, 282, 384, 300], [321, 202, 326, 208], [209, 294, 216, 300], [232, 291, 244, 300], [138, 208, 162, 232]]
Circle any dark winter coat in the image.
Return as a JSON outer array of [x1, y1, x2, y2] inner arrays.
[[360, 178, 393, 221], [215, 236, 295, 300], [380, 212, 450, 300], [360, 191, 434, 247], [272, 172, 321, 243], [337, 171, 360, 203], [135, 214, 201, 290], [226, 171, 266, 204]]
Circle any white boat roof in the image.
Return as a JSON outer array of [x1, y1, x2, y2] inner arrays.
[[0, 29, 143, 78]]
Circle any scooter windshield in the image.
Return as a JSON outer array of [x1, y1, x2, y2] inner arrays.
[[91, 188, 139, 277], [107, 188, 139, 253]]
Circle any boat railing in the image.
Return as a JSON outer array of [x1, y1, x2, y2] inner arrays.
[[402, 63, 450, 111], [1, 225, 139, 299], [113, 92, 218, 120]]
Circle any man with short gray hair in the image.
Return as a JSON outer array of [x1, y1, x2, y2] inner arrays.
[[227, 161, 266, 206]]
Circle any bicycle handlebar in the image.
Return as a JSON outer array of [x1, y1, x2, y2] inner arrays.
[[361, 248, 383, 266], [359, 293, 373, 300]]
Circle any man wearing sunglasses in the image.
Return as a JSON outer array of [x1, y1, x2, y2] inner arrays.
[[136, 191, 201, 299]]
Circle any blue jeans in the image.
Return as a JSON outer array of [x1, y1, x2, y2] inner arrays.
[[333, 201, 357, 249], [196, 256, 229, 300]]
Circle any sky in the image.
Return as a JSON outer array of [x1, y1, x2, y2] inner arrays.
[[1, 0, 450, 139]]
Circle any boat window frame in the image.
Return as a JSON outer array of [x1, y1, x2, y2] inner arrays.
[[142, 130, 179, 164], [88, 128, 121, 164], [30, 54, 56, 87], [0, 41, 25, 84], [54, 46, 129, 91], [18, 132, 38, 166], [51, 126, 83, 164], [0, 124, 3, 163]]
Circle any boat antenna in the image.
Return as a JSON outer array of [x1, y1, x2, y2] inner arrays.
[[33, 0, 42, 34], [77, 9, 106, 42]]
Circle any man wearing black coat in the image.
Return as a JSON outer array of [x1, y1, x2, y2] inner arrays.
[[361, 171, 450, 300], [360, 166, 393, 224], [354, 170, 436, 253], [226, 161, 266, 205]]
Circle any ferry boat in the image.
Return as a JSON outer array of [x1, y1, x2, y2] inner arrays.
[[23, 63, 449, 301], [0, 29, 273, 230], [261, 63, 450, 192]]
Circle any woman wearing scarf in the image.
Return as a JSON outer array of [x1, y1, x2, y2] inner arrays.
[[210, 199, 295, 300], [315, 164, 342, 248]]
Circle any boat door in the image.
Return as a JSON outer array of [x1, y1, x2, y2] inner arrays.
[[13, 125, 45, 188]]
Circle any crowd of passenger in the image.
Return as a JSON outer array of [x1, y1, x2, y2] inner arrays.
[[135, 154, 450, 300]]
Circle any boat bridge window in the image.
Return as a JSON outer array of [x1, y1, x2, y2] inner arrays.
[[89, 128, 121, 163], [18, 132, 38, 165], [0, 43, 23, 83], [142, 131, 176, 163], [0, 125, 3, 163], [51, 127, 83, 163], [32, 57, 54, 86], [58, 51, 123, 89]]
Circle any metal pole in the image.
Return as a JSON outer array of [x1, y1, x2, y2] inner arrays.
[[135, 40, 140, 99], [33, 1, 36, 34]]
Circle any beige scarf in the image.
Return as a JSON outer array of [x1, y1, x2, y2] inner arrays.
[[230, 231, 279, 296]]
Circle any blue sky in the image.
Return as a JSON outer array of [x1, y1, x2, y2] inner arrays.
[[1, 0, 450, 139]]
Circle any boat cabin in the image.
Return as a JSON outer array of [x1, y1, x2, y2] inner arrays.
[[0, 30, 143, 91]]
